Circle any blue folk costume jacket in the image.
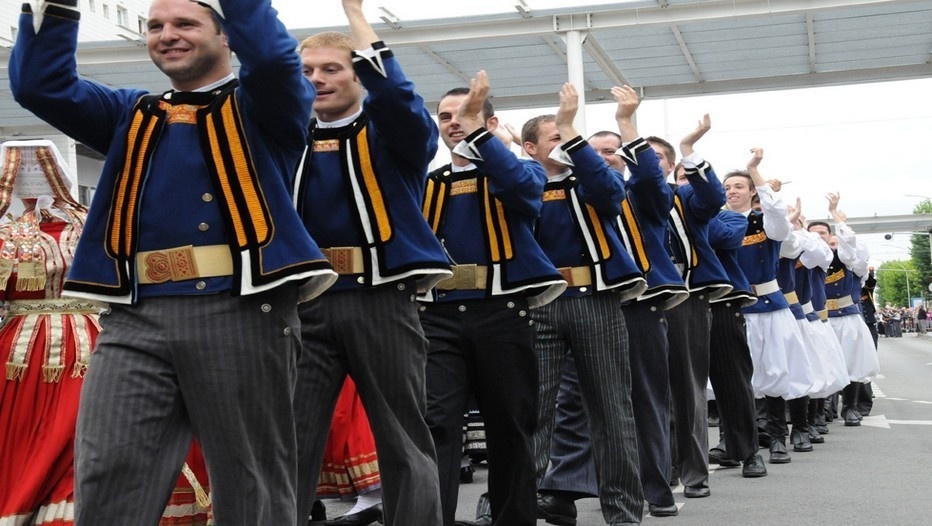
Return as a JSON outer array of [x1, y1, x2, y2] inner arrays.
[[10, 0, 335, 304], [422, 129, 566, 308], [708, 210, 756, 307], [825, 222, 863, 318], [536, 136, 646, 300], [738, 185, 793, 314], [293, 42, 450, 294], [667, 155, 732, 301], [791, 231, 833, 322], [616, 137, 688, 309]]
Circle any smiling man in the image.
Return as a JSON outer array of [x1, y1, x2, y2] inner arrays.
[[290, 1, 450, 525], [9, 0, 336, 525]]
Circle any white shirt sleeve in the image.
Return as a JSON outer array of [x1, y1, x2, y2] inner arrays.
[[757, 184, 793, 242]]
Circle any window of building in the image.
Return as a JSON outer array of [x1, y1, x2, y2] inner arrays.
[[138, 16, 147, 34], [88, 0, 96, 13], [116, 6, 128, 27], [102, 4, 109, 19]]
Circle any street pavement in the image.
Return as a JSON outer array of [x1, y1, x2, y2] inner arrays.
[[322, 332, 932, 525]]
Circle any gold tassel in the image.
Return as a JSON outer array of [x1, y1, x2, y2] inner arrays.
[[72, 361, 88, 379], [181, 462, 212, 509], [0, 258, 13, 290], [5, 363, 27, 381], [42, 364, 65, 383]]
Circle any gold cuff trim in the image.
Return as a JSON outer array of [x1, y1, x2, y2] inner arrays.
[[783, 291, 799, 304]]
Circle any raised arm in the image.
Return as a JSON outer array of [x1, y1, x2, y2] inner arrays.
[[748, 148, 792, 241]]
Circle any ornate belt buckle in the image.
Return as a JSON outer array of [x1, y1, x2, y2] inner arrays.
[[143, 245, 199, 283], [558, 267, 574, 287], [322, 247, 356, 275], [455, 264, 478, 290]]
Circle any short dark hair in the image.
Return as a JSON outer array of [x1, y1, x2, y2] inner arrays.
[[521, 114, 555, 145], [723, 169, 752, 185], [807, 220, 833, 234], [588, 130, 622, 144], [439, 87, 494, 121], [645, 135, 675, 164]]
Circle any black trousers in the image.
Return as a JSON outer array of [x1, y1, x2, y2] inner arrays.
[[708, 301, 759, 461], [421, 297, 538, 526]]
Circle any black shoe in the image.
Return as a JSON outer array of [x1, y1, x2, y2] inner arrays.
[[308, 500, 327, 525], [768, 440, 791, 464], [708, 444, 739, 466], [843, 407, 861, 427], [460, 463, 474, 483], [683, 485, 710, 498], [323, 504, 382, 526], [454, 516, 491, 526], [741, 454, 767, 478], [648, 503, 679, 517], [537, 493, 577, 525], [807, 426, 825, 444], [812, 414, 829, 434], [790, 428, 813, 452]]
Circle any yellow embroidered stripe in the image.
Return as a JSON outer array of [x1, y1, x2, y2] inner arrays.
[[224, 98, 269, 245], [585, 203, 611, 260], [742, 231, 767, 246], [355, 127, 391, 243], [111, 110, 155, 255], [483, 184, 501, 262], [495, 199, 513, 261], [422, 178, 435, 225], [0, 146, 20, 210], [825, 268, 845, 284], [621, 200, 650, 272], [673, 195, 699, 265]]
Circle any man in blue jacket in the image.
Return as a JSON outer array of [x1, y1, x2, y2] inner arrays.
[[10, 0, 336, 524]]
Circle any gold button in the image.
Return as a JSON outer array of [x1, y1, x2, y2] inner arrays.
[[198, 223, 209, 231], [357, 276, 365, 284], [202, 193, 213, 202], [195, 281, 206, 290]]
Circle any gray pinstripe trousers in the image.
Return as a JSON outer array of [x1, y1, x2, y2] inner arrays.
[[532, 293, 643, 525], [294, 281, 442, 526], [75, 287, 302, 525]]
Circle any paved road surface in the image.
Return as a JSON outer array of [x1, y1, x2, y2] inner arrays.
[[321, 333, 932, 525]]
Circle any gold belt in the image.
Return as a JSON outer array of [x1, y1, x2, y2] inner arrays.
[[783, 291, 799, 305], [818, 309, 828, 321], [320, 247, 365, 275], [137, 244, 233, 285], [825, 296, 854, 310], [435, 264, 488, 291], [3, 298, 104, 315], [558, 266, 592, 287]]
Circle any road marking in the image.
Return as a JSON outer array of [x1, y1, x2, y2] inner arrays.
[[860, 415, 932, 428], [885, 397, 907, 401], [914, 400, 932, 404]]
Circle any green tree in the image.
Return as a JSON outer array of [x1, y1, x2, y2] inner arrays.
[[875, 260, 919, 307], [910, 199, 932, 299]]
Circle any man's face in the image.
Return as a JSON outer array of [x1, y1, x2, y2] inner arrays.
[[647, 141, 675, 176], [300, 46, 362, 122], [828, 234, 840, 250], [147, 0, 229, 91], [809, 224, 831, 244], [588, 135, 625, 172], [524, 121, 563, 172], [723, 176, 755, 211], [437, 94, 470, 151]]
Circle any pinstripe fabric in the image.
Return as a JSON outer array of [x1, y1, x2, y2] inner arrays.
[[708, 301, 759, 461], [665, 293, 711, 488], [538, 353, 599, 498], [532, 293, 643, 524], [421, 297, 538, 526], [294, 282, 442, 526], [623, 298, 675, 507], [74, 288, 301, 526]]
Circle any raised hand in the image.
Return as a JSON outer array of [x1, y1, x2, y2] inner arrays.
[[680, 114, 711, 157], [456, 70, 491, 135], [747, 147, 764, 169], [611, 85, 639, 122]]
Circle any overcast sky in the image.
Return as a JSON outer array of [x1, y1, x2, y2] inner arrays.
[[271, 0, 932, 266]]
